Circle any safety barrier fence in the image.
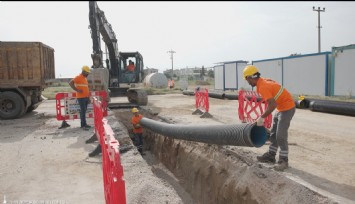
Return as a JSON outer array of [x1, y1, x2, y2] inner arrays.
[[93, 97, 126, 204], [238, 90, 272, 128], [192, 88, 212, 118], [55, 91, 108, 121], [195, 88, 209, 112]]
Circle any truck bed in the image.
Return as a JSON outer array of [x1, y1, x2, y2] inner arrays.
[[0, 41, 55, 89]]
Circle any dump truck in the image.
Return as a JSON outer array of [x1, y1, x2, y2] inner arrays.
[[0, 41, 55, 119]]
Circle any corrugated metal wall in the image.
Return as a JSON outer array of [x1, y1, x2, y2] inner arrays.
[[212, 44, 354, 98], [331, 45, 355, 97], [224, 63, 238, 90], [214, 61, 247, 91], [214, 65, 224, 90], [252, 52, 330, 96], [283, 53, 329, 96], [252, 59, 283, 87], [237, 63, 252, 91]]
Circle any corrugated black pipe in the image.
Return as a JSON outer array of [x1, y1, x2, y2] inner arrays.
[[208, 92, 225, 99], [225, 93, 238, 100], [309, 99, 355, 116], [295, 99, 309, 109], [140, 118, 267, 147]]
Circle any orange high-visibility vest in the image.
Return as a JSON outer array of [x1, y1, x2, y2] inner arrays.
[[72, 74, 90, 98]]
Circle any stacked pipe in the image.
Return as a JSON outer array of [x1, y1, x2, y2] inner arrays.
[[182, 90, 195, 96], [224, 93, 238, 100], [308, 99, 355, 116], [208, 91, 225, 99]]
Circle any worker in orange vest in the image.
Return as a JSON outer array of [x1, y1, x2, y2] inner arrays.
[[69, 65, 92, 130], [243, 65, 296, 171], [127, 60, 135, 72], [131, 107, 145, 155], [171, 79, 175, 88]]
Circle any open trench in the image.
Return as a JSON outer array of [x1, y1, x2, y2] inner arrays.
[[113, 108, 336, 204]]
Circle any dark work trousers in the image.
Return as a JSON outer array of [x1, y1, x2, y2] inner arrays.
[[134, 133, 143, 152], [268, 107, 296, 160], [77, 97, 89, 127]]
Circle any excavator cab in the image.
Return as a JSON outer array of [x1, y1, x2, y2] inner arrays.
[[117, 52, 144, 85]]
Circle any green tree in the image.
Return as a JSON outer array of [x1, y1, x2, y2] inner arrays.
[[208, 69, 214, 78]]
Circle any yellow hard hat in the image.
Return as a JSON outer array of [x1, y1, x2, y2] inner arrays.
[[131, 108, 139, 113], [243, 65, 259, 80], [82, 65, 91, 73]]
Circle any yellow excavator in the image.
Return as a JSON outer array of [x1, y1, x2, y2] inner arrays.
[[88, 1, 147, 105]]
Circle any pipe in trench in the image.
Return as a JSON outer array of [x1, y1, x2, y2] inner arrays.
[[140, 118, 267, 147]]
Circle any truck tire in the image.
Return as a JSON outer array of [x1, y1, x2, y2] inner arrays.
[[0, 91, 26, 119]]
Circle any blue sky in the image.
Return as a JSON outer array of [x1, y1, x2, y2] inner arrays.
[[1, 1, 354, 77]]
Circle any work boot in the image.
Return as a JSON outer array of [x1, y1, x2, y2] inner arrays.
[[274, 157, 289, 171], [82, 125, 92, 131], [58, 120, 70, 129], [256, 152, 276, 163], [88, 144, 102, 157], [138, 147, 145, 155], [85, 134, 98, 144]]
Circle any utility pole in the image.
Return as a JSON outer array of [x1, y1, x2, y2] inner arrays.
[[167, 49, 176, 77], [313, 6, 325, 53]]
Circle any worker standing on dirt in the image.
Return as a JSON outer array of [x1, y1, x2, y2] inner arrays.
[[243, 65, 296, 171], [69, 65, 92, 130], [131, 108, 145, 155]]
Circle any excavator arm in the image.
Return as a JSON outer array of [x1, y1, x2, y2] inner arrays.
[[89, 1, 120, 80], [88, 1, 148, 105]]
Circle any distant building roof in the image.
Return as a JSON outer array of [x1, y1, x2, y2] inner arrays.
[[214, 60, 248, 65]]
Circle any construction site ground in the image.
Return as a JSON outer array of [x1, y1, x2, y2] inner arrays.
[[0, 93, 354, 204]]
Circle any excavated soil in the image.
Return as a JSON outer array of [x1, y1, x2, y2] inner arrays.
[[1, 93, 354, 203], [112, 92, 352, 204]]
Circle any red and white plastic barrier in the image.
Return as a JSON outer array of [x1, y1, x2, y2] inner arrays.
[[238, 90, 272, 128], [195, 88, 209, 113], [55, 91, 108, 121], [93, 97, 126, 204]]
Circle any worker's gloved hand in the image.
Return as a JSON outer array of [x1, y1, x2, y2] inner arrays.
[[256, 117, 264, 126]]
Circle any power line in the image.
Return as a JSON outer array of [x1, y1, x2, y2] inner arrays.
[[313, 6, 325, 53]]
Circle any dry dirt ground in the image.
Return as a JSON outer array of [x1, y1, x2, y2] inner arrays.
[[140, 94, 355, 204], [0, 93, 354, 204]]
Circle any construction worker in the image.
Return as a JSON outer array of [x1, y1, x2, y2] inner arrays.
[[171, 79, 175, 88], [127, 60, 135, 72], [69, 65, 92, 130], [243, 65, 296, 171], [168, 79, 171, 89], [131, 107, 145, 155]]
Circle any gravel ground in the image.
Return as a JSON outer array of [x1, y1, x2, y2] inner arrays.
[[0, 93, 354, 204]]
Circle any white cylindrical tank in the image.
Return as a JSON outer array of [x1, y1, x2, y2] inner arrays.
[[143, 73, 168, 88]]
